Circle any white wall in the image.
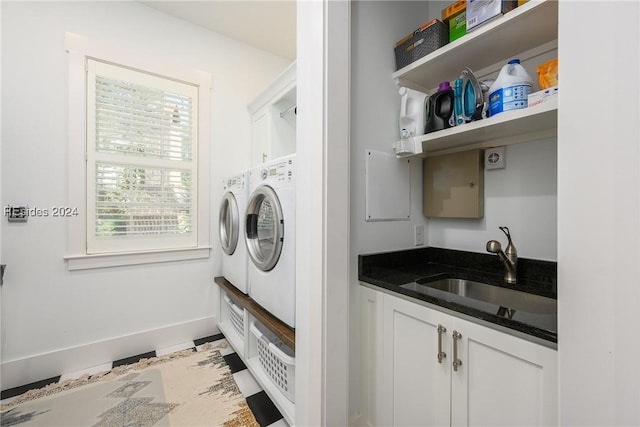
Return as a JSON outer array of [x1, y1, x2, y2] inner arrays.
[[350, 1, 429, 256], [1, 1, 290, 388], [429, 138, 557, 260], [350, 1, 557, 262], [349, 1, 430, 421], [558, 1, 640, 425], [0, 0, 3, 371], [349, 0, 558, 421]]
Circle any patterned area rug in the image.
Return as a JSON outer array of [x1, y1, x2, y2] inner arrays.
[[0, 342, 259, 427]]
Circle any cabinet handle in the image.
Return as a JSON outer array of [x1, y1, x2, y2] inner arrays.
[[437, 324, 447, 363], [452, 330, 462, 372]]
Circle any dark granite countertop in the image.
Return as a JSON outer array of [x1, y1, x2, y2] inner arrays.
[[359, 247, 557, 345]]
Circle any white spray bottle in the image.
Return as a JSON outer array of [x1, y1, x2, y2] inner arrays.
[[399, 87, 428, 139]]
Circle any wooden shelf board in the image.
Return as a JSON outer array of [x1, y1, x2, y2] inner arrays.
[[214, 276, 295, 350]]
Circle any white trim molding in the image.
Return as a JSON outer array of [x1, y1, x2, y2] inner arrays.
[[0, 316, 218, 390], [64, 32, 212, 270], [295, 1, 351, 425], [64, 247, 211, 270]]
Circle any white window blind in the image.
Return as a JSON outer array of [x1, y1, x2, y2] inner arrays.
[[86, 59, 199, 254]]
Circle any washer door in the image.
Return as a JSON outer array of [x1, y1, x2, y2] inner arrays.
[[245, 185, 284, 271], [219, 192, 239, 255]]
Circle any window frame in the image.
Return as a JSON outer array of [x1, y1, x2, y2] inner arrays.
[[65, 33, 212, 270]]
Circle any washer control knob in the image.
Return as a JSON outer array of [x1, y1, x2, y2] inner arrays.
[[261, 169, 268, 180]]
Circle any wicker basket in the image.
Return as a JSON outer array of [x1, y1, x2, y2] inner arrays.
[[395, 19, 449, 71], [250, 321, 295, 402], [223, 294, 245, 339]]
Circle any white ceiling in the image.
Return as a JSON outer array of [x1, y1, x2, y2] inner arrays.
[[141, 1, 297, 60]]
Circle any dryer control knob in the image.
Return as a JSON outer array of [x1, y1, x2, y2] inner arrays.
[[261, 169, 268, 180]]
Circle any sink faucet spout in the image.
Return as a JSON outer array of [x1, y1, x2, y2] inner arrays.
[[486, 226, 518, 284]]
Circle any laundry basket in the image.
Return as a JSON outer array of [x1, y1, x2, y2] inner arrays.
[[223, 294, 245, 339], [250, 321, 295, 402]]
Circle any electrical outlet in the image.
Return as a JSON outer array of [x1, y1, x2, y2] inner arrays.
[[414, 224, 424, 246]]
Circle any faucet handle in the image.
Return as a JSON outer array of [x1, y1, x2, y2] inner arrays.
[[486, 240, 502, 254]]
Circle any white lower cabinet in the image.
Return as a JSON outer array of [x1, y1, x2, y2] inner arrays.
[[362, 286, 557, 427]]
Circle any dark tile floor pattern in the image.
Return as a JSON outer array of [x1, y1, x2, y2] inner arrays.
[[0, 333, 287, 427], [1, 376, 61, 401]]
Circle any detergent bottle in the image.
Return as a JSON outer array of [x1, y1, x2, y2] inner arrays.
[[488, 59, 532, 117], [398, 87, 428, 139], [424, 81, 454, 134]]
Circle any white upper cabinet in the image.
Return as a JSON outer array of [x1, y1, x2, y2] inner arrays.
[[248, 62, 296, 166]]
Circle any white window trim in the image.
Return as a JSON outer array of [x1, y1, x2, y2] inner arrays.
[[65, 32, 212, 270]]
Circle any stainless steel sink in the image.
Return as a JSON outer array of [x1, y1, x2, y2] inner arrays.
[[400, 277, 556, 315]]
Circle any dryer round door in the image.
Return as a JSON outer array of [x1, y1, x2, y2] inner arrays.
[[219, 192, 240, 255], [245, 185, 284, 271]]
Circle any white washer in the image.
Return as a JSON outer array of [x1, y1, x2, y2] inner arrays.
[[245, 154, 296, 327], [219, 171, 249, 293]]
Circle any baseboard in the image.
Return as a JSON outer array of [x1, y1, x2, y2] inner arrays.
[[1, 315, 218, 391], [350, 413, 368, 426], [349, 414, 371, 427]]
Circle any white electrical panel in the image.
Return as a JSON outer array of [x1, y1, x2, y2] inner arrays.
[[365, 150, 411, 221]]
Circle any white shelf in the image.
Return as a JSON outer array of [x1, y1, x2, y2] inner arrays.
[[218, 321, 245, 357], [392, 0, 558, 157], [393, 0, 558, 90], [401, 102, 557, 157], [248, 61, 296, 114], [217, 283, 296, 425], [218, 289, 248, 357]]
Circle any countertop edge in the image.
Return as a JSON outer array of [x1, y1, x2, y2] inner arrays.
[[360, 280, 558, 350]]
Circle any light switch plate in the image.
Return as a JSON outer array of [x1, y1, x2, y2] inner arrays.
[[485, 146, 506, 170], [6, 206, 28, 222]]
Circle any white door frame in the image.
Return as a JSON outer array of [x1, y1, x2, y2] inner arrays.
[[295, 0, 351, 425]]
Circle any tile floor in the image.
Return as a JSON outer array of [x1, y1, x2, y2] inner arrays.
[[0, 333, 288, 427]]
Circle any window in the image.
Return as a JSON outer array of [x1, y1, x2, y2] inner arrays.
[[65, 34, 211, 269], [87, 60, 198, 254]]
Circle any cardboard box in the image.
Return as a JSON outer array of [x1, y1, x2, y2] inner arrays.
[[466, 0, 517, 31], [442, 0, 466, 22], [449, 11, 466, 42], [527, 86, 558, 108]]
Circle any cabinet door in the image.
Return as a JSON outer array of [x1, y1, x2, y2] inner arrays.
[[381, 294, 451, 427], [251, 106, 270, 166], [423, 149, 484, 218], [450, 318, 558, 427]]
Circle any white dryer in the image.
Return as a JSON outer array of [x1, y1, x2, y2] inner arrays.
[[245, 155, 296, 327], [219, 171, 249, 293]]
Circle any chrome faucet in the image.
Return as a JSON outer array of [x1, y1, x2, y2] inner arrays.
[[486, 226, 517, 284]]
